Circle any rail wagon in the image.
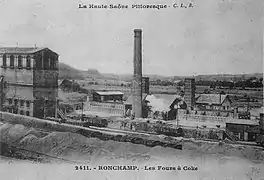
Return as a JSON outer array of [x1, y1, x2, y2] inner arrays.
[[83, 117, 108, 128]]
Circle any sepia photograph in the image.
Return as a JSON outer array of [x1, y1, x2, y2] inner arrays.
[[0, 0, 263, 179]]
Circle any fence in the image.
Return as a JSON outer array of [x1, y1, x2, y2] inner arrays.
[[85, 101, 125, 116], [178, 114, 227, 128], [178, 109, 235, 118]]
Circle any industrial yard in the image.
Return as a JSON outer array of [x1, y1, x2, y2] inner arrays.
[[0, 31, 263, 136]]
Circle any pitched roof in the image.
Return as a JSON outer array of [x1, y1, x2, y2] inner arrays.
[[195, 94, 228, 105], [0, 47, 58, 55], [95, 91, 124, 96], [124, 93, 148, 105], [125, 94, 183, 112], [146, 94, 182, 111]]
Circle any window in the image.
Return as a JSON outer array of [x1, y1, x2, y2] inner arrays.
[[49, 58, 54, 69], [14, 99, 18, 106], [13, 109, 18, 114], [26, 56, 31, 68], [20, 110, 24, 115], [18, 55, 23, 68], [10, 55, 14, 68], [54, 59, 57, 69], [36, 55, 42, 69], [26, 101, 30, 108], [20, 100, 24, 107], [44, 58, 49, 69], [26, 111, 30, 116], [8, 98, 12, 105], [2, 54, 6, 67]]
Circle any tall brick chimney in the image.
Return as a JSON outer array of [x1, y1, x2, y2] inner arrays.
[[133, 29, 142, 118], [184, 78, 195, 110]]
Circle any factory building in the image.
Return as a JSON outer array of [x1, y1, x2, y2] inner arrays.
[[84, 91, 125, 116], [92, 91, 123, 103], [225, 119, 259, 141], [195, 94, 232, 111], [0, 47, 59, 118], [184, 78, 195, 110]]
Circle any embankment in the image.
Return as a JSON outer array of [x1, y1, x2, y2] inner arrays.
[[0, 112, 183, 151]]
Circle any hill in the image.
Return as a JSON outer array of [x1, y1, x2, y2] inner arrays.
[[58, 62, 263, 82], [194, 73, 263, 82], [84, 68, 103, 78], [58, 62, 85, 80]]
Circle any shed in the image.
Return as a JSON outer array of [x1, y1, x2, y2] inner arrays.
[[92, 91, 124, 102]]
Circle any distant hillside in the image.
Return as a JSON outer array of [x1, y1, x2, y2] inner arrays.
[[194, 73, 263, 81], [172, 73, 263, 82], [102, 73, 133, 81], [58, 62, 263, 82], [59, 63, 85, 80], [102, 73, 171, 81], [84, 68, 103, 77]]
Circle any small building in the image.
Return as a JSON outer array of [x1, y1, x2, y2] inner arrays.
[[84, 91, 125, 117], [92, 91, 124, 103], [226, 119, 259, 141], [124, 94, 184, 120], [195, 94, 232, 111]]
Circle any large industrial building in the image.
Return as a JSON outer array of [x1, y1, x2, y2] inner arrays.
[[0, 47, 59, 118]]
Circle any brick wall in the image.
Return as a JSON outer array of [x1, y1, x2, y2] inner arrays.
[[33, 70, 58, 88], [0, 68, 33, 85]]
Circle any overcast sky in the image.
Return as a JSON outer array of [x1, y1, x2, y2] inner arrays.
[[0, 0, 262, 76]]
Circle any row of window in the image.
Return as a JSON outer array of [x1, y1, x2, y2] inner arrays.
[[8, 98, 31, 108], [2, 55, 31, 68], [35, 54, 57, 69], [8, 108, 30, 116], [2, 54, 58, 70]]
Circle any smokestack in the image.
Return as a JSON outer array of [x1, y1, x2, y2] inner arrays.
[[133, 29, 142, 118]]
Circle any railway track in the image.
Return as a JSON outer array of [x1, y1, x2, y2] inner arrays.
[[88, 125, 264, 148], [44, 117, 264, 148]]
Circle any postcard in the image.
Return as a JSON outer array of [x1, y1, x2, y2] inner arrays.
[[0, 0, 263, 179]]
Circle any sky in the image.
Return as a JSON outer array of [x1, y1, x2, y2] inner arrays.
[[0, 0, 263, 76]]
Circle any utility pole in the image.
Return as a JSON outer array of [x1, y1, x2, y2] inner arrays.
[[176, 101, 179, 128], [55, 98, 58, 119], [247, 96, 250, 112], [0, 76, 4, 121], [81, 99, 84, 121]]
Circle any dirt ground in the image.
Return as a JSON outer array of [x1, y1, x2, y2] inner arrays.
[[0, 122, 264, 180]]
